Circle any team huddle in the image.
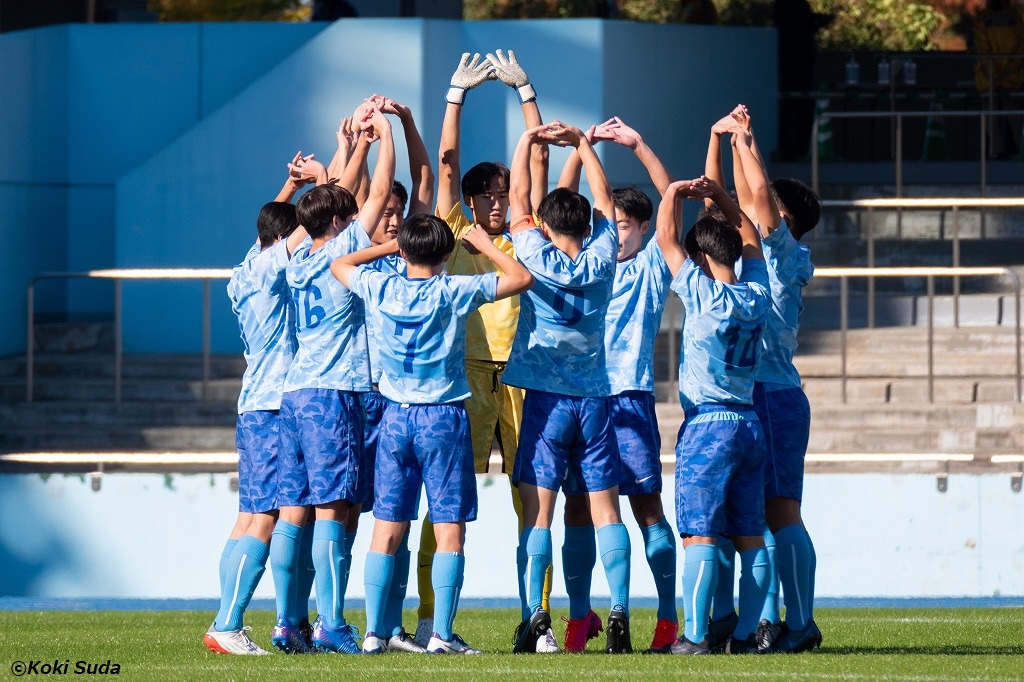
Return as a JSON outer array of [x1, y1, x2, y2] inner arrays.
[[202, 49, 823, 658]]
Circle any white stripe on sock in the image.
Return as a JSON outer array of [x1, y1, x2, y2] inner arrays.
[[788, 544, 805, 624], [689, 559, 707, 641], [227, 554, 247, 623]]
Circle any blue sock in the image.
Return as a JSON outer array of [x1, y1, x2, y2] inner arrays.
[[522, 527, 552, 614], [215, 535, 269, 631], [384, 532, 411, 637], [364, 551, 394, 637], [341, 530, 357, 607], [641, 518, 677, 622], [760, 529, 780, 624], [681, 543, 717, 644], [806, 526, 817, 615], [734, 547, 771, 640], [562, 525, 596, 619], [597, 523, 630, 617], [711, 537, 736, 621], [219, 538, 238, 592], [270, 521, 303, 624], [312, 519, 347, 630], [432, 552, 464, 640], [516, 542, 529, 620], [775, 524, 813, 630], [297, 522, 315, 623]]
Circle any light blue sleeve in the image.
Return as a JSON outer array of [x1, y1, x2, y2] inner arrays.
[[448, 273, 498, 316]]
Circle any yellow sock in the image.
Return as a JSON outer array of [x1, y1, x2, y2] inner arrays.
[[417, 516, 436, 620]]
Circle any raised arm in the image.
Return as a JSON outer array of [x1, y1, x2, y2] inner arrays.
[[356, 108, 396, 234], [704, 114, 734, 209], [656, 180, 692, 276], [556, 125, 597, 192], [731, 105, 780, 235], [437, 53, 494, 217], [329, 239, 400, 289], [275, 151, 326, 203], [462, 225, 534, 299], [327, 117, 357, 183], [509, 126, 537, 229], [382, 98, 434, 216], [564, 123, 614, 226], [698, 176, 764, 262], [339, 131, 372, 198], [595, 117, 673, 196]]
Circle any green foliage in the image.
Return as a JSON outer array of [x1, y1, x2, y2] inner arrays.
[[812, 0, 945, 51], [148, 0, 310, 22], [463, 0, 600, 19]]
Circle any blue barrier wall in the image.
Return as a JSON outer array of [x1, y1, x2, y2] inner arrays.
[[0, 18, 775, 355]]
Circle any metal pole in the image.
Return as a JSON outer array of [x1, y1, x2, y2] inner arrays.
[[867, 208, 875, 329], [896, 114, 904, 199], [811, 117, 820, 196], [114, 279, 122, 404], [952, 206, 960, 328], [1015, 275, 1022, 402], [26, 282, 35, 403], [980, 113, 988, 238], [927, 275, 935, 404], [841, 276, 849, 404], [203, 279, 211, 401]]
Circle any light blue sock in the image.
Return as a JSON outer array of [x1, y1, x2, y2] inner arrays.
[[385, 532, 411, 637], [363, 551, 394, 637], [760, 529, 780, 624], [734, 547, 771, 640], [806, 527, 817, 615], [341, 530, 357, 608], [215, 535, 269, 631], [681, 543, 717, 644], [711, 537, 736, 621], [312, 519, 347, 630], [219, 538, 238, 592], [562, 525, 596, 619], [516, 542, 530, 620], [641, 518, 677, 622], [297, 522, 315, 623], [432, 552, 464, 640], [522, 527, 552, 614], [597, 523, 630, 617], [270, 521, 303, 624], [775, 524, 813, 630]]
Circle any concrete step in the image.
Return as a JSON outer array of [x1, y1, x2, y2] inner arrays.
[[2, 353, 247, 380], [0, 401, 237, 427], [0, 377, 241, 403], [0, 426, 235, 452], [801, 377, 1019, 404]]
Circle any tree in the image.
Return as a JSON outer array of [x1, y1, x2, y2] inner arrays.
[[148, 0, 311, 22]]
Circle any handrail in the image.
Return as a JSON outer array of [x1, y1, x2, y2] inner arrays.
[[817, 197, 1024, 327], [811, 109, 1024, 198], [813, 266, 1021, 404], [26, 268, 232, 403]]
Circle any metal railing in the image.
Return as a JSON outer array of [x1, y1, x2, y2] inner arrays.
[[815, 266, 1022, 404], [818, 197, 1024, 327], [26, 268, 232, 403], [811, 109, 1024, 197]]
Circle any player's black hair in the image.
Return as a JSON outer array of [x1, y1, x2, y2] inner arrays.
[[398, 214, 456, 266], [612, 186, 653, 223], [538, 187, 591, 240], [256, 201, 299, 249], [771, 178, 820, 240], [296, 184, 358, 239], [461, 161, 510, 198], [685, 215, 742, 266], [391, 180, 409, 210], [696, 189, 738, 221]]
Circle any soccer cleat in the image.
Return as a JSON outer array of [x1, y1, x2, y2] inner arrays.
[[203, 623, 271, 655], [311, 618, 361, 654], [272, 618, 314, 654], [562, 610, 603, 653], [669, 635, 711, 656], [707, 611, 738, 653], [513, 608, 552, 654], [298, 618, 314, 649], [536, 628, 560, 653], [648, 618, 679, 653], [413, 617, 434, 647], [773, 620, 822, 653], [605, 607, 632, 654], [755, 619, 784, 652], [426, 633, 482, 654], [362, 632, 387, 655], [725, 634, 761, 654], [387, 628, 427, 653]]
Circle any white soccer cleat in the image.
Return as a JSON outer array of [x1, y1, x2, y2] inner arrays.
[[426, 633, 482, 654], [536, 628, 560, 653], [203, 623, 271, 655], [414, 617, 434, 647], [387, 629, 427, 653], [362, 633, 388, 655]]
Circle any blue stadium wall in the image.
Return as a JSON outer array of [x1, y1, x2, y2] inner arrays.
[[0, 18, 776, 356]]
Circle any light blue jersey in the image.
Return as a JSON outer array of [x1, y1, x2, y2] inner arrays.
[[671, 258, 770, 410], [364, 253, 408, 385], [753, 220, 814, 387], [605, 237, 672, 394], [348, 268, 497, 404], [228, 239, 296, 414], [284, 221, 373, 392], [503, 217, 617, 397]]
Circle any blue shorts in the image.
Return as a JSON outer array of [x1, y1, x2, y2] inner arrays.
[[360, 390, 391, 512], [373, 401, 477, 524], [236, 410, 281, 514], [513, 390, 620, 494], [611, 391, 662, 497], [277, 388, 367, 507], [754, 383, 811, 503], [674, 404, 766, 538]]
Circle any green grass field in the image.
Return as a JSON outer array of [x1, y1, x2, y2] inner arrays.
[[1, 608, 1022, 681]]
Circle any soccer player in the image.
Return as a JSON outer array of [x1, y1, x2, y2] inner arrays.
[[273, 104, 395, 655], [419, 49, 553, 646], [655, 175, 772, 656], [203, 197, 307, 656], [504, 121, 633, 655], [331, 215, 533, 655], [555, 118, 678, 653]]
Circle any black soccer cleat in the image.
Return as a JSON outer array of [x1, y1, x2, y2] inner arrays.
[[755, 618, 784, 652], [513, 608, 551, 654], [773, 620, 822, 653], [669, 635, 711, 655], [707, 612, 738, 653], [724, 634, 761, 654], [604, 607, 632, 654]]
